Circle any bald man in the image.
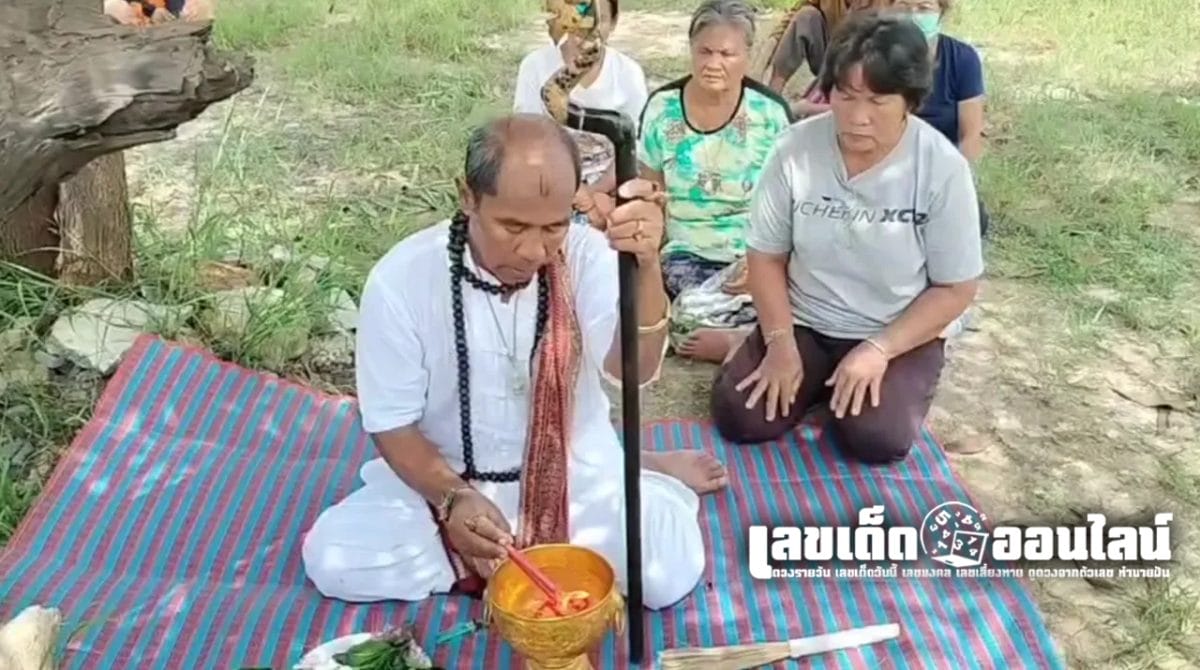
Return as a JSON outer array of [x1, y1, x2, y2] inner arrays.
[[301, 115, 713, 609]]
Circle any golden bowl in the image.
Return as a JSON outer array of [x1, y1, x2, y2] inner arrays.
[[485, 544, 625, 670]]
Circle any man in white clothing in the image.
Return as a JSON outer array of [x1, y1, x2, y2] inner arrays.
[[302, 115, 716, 609]]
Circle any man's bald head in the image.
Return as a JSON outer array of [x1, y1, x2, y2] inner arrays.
[[456, 115, 582, 286], [463, 114, 581, 199]]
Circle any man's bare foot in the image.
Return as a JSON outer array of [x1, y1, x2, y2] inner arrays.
[[677, 329, 737, 363], [644, 450, 728, 494]]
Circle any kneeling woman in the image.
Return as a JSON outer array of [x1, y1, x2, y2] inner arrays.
[[638, 0, 794, 363], [711, 12, 982, 464]]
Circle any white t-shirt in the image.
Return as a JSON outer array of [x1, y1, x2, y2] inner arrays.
[[513, 43, 649, 185], [355, 221, 625, 474]]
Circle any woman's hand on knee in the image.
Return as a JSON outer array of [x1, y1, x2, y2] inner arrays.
[[826, 340, 889, 419], [734, 329, 803, 422]]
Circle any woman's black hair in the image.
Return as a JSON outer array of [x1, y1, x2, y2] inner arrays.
[[817, 11, 933, 111]]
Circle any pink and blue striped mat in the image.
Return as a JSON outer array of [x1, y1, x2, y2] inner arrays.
[[0, 336, 1064, 668]]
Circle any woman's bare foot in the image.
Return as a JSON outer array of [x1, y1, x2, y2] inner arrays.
[[677, 327, 753, 364], [677, 329, 737, 363], [644, 450, 728, 494]]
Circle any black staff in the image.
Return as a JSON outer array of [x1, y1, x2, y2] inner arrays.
[[562, 100, 645, 665]]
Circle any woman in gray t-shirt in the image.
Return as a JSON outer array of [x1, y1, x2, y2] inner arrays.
[[711, 11, 983, 465]]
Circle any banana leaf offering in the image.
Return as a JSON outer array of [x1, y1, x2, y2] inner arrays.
[[332, 627, 442, 670]]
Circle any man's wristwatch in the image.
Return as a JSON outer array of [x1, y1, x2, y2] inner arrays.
[[435, 485, 473, 524]]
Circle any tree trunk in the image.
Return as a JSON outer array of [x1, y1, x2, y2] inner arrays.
[[56, 152, 134, 285], [0, 0, 253, 278], [0, 184, 59, 277]]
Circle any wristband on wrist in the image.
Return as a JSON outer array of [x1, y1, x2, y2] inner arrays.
[[763, 327, 792, 347], [435, 484, 474, 523]]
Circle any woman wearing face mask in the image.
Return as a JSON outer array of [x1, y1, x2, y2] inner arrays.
[[514, 0, 648, 226], [890, 0, 988, 236], [637, 0, 794, 364], [709, 13, 982, 464]]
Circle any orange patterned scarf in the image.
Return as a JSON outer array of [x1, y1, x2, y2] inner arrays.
[[515, 254, 581, 548]]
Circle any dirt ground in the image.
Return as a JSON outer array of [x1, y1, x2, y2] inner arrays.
[[108, 9, 1200, 668]]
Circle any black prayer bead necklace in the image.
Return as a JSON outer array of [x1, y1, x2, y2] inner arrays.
[[447, 211, 549, 482]]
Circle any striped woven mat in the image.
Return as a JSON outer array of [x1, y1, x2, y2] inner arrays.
[[0, 335, 1064, 668]]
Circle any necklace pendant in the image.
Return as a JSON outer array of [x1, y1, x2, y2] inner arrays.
[[511, 366, 528, 395]]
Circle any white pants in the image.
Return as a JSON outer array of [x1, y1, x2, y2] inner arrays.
[[302, 458, 706, 610]]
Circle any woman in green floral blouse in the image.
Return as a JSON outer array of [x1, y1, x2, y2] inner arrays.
[[638, 0, 794, 363]]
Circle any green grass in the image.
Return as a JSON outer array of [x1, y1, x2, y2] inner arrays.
[[956, 0, 1200, 397], [212, 0, 332, 50], [2, 0, 1199, 664], [1105, 579, 1200, 669], [981, 91, 1199, 309]]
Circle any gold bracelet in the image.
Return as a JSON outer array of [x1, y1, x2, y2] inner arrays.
[[638, 301, 671, 334], [864, 336, 890, 358], [762, 327, 792, 347]]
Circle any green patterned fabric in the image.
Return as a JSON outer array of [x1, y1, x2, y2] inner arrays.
[[638, 76, 792, 263]]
